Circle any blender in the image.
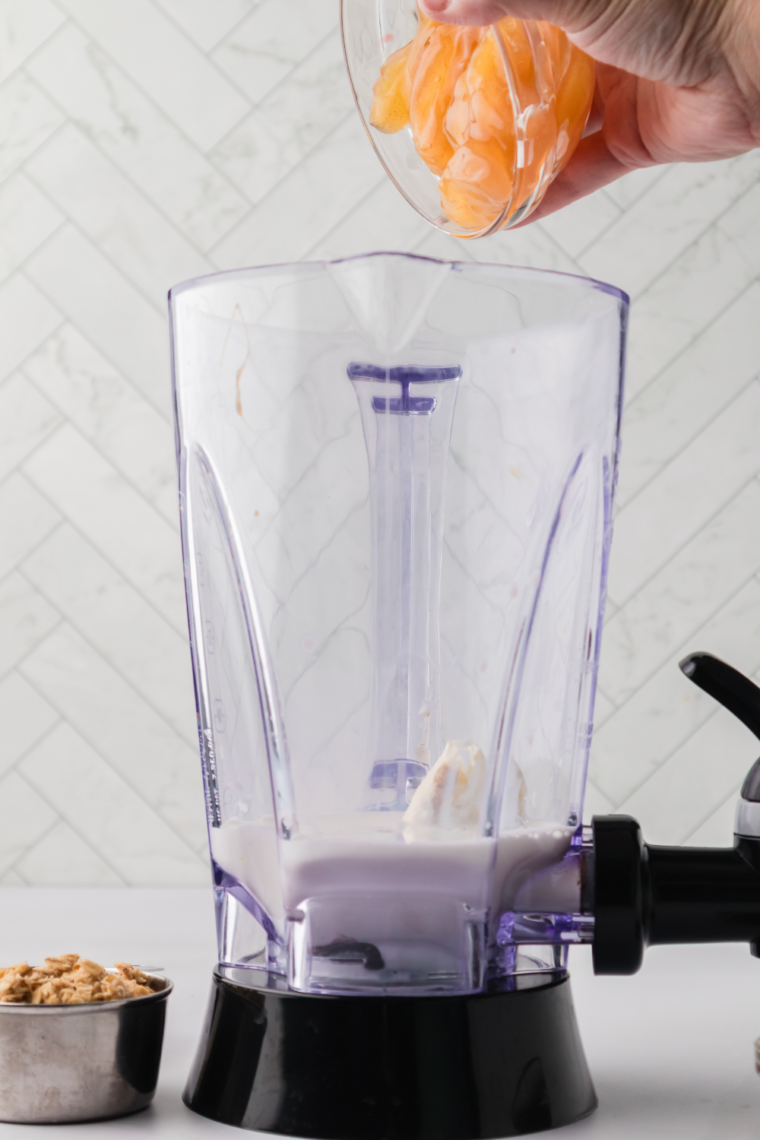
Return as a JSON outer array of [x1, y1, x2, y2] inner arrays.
[[170, 254, 760, 1138]]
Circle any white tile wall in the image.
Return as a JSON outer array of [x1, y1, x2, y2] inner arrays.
[[2, 0, 760, 887]]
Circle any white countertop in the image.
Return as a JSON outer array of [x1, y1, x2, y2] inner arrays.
[[1, 888, 760, 1139]]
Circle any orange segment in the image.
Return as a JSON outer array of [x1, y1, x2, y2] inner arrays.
[[553, 44, 595, 169], [368, 8, 595, 233], [370, 43, 413, 133], [439, 137, 513, 230], [410, 25, 480, 175]]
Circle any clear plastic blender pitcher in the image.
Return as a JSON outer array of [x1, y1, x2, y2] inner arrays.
[[170, 253, 627, 996]]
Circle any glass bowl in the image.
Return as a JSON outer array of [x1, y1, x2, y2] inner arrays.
[[341, 0, 595, 238]]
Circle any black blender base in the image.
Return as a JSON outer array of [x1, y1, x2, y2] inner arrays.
[[183, 971, 596, 1139]]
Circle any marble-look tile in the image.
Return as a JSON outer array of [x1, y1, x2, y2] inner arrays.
[[24, 225, 170, 418], [582, 778, 614, 824], [20, 623, 206, 853], [22, 425, 187, 634], [0, 771, 58, 876], [617, 283, 760, 508], [0, 0, 66, 84], [0, 671, 59, 780], [539, 188, 622, 260], [592, 578, 760, 806], [0, 72, 65, 183], [26, 126, 210, 309], [212, 0, 336, 104], [0, 173, 63, 285], [27, 24, 248, 250], [23, 325, 177, 525], [617, 707, 753, 846], [15, 820, 123, 886], [607, 381, 760, 607], [211, 31, 352, 207], [603, 482, 760, 705], [623, 188, 760, 401], [0, 274, 62, 383], [413, 227, 478, 263], [684, 794, 737, 847], [0, 373, 61, 481], [19, 722, 207, 885], [467, 220, 583, 275], [604, 164, 670, 211], [0, 471, 60, 580], [306, 178, 430, 260], [0, 869, 26, 886], [211, 115, 382, 266], [152, 0, 254, 52], [22, 525, 196, 745], [0, 573, 60, 680], [580, 151, 760, 298], [56, 0, 249, 152], [592, 686, 616, 730]]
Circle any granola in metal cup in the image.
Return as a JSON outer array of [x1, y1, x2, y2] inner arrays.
[[0, 955, 154, 1005]]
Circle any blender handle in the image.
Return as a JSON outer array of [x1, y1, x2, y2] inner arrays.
[[589, 652, 760, 975], [678, 651, 760, 742]]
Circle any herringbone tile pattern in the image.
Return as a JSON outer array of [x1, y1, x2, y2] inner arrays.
[[1, 0, 759, 884]]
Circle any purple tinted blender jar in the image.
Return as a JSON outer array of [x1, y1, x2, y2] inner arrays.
[[171, 254, 627, 1136]]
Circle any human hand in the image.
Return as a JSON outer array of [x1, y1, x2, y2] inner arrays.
[[418, 0, 760, 221]]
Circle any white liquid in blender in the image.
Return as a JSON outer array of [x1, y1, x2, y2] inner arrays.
[[211, 811, 574, 929]]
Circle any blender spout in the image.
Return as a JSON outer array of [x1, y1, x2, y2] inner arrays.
[[588, 653, 760, 974]]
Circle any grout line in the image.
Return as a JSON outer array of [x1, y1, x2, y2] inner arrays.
[[21, 168, 205, 321], [613, 373, 760, 534], [609, 706, 723, 813], [10, 764, 130, 886], [22, 361, 179, 531], [14, 640, 204, 868], [1, 511, 66, 570], [0, 114, 71, 193], [680, 782, 741, 845], [0, 18, 72, 97], [205, 23, 343, 159], [17, 267, 172, 423], [600, 557, 760, 718], [0, 617, 66, 688], [46, 0, 253, 158], [15, 558, 197, 752], [574, 167, 670, 259], [144, 0, 312, 113], [0, 216, 68, 287], [0, 215, 69, 291], [201, 0, 262, 53], [142, 0, 260, 108], [1, 712, 62, 773], [581, 160, 760, 301], [7, 813, 62, 877], [15, 432, 187, 640], [622, 276, 759, 414], [569, 190, 624, 262], [21, 32, 247, 257], [18, 111, 215, 267], [205, 107, 357, 257], [300, 172, 387, 259], [18, 179, 178, 322]]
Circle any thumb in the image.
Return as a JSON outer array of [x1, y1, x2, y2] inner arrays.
[[418, 0, 579, 27], [418, 0, 514, 23]]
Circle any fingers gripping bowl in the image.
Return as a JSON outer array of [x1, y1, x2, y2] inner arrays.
[[341, 0, 595, 236], [0, 956, 172, 1124]]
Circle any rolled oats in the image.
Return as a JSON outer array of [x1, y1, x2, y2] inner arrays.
[[0, 956, 154, 1004]]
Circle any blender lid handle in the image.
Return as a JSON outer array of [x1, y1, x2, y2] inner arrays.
[[679, 651, 760, 742]]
